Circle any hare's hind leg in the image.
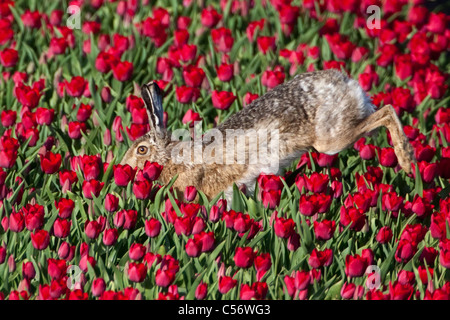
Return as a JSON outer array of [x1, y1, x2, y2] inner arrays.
[[313, 104, 415, 173], [358, 104, 415, 173]]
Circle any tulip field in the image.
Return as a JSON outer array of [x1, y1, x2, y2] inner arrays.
[[0, 0, 449, 301]]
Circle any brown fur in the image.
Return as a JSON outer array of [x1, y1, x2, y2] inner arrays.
[[120, 70, 416, 200]]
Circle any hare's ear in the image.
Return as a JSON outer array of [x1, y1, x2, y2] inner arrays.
[[141, 81, 165, 139]]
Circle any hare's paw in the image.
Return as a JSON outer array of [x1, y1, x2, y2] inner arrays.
[[398, 140, 416, 174]]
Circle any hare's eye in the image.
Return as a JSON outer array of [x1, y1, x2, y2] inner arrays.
[[137, 146, 148, 155]]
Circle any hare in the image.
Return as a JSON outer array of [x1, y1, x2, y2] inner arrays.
[[120, 69, 415, 200]]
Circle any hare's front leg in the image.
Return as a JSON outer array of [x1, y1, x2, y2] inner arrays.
[[313, 105, 416, 173]]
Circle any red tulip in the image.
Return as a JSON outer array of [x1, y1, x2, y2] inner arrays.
[[185, 238, 201, 257], [395, 239, 416, 263], [341, 282, 356, 299], [389, 281, 413, 300], [345, 254, 368, 278], [23, 204, 45, 231], [35, 107, 55, 126], [379, 147, 398, 167], [294, 270, 310, 291], [308, 248, 333, 268], [216, 63, 234, 82], [274, 216, 295, 239], [144, 218, 161, 238], [92, 278, 106, 297], [102, 228, 119, 246], [0, 48, 18, 68], [59, 170, 78, 192], [174, 216, 193, 236], [39, 151, 62, 174], [31, 230, 50, 250], [201, 7, 221, 28], [262, 190, 281, 209], [65, 76, 87, 97], [211, 27, 234, 53], [1, 110, 16, 127], [257, 36, 276, 54], [82, 179, 104, 199], [240, 282, 268, 300], [246, 19, 265, 41], [195, 281, 208, 300], [439, 239, 450, 269], [234, 247, 255, 269], [176, 86, 200, 104], [313, 220, 336, 241], [299, 194, 318, 217], [398, 270, 415, 286], [243, 92, 259, 106], [22, 261, 36, 280], [182, 65, 205, 88], [49, 37, 67, 55], [155, 269, 176, 287], [132, 180, 151, 199], [104, 194, 119, 212], [113, 164, 136, 187], [85, 220, 102, 239], [53, 218, 71, 238], [376, 226, 393, 244], [123, 209, 138, 230], [15, 83, 41, 108], [79, 254, 96, 272], [9, 210, 25, 233], [129, 243, 146, 261], [53, 198, 74, 220], [67, 121, 87, 139], [47, 258, 67, 280], [218, 276, 237, 294], [76, 103, 93, 122], [112, 60, 133, 81], [261, 69, 285, 89], [143, 161, 163, 181]]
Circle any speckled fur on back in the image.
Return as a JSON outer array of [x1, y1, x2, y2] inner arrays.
[[120, 69, 415, 201]]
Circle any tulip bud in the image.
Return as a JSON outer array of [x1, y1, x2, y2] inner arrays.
[[195, 281, 208, 300], [8, 254, 15, 272], [184, 186, 197, 202], [92, 278, 106, 297], [101, 86, 112, 103], [0, 246, 6, 264]]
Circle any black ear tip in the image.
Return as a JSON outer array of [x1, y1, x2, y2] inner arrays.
[[143, 81, 162, 94]]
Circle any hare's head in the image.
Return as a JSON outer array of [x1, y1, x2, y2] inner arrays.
[[120, 82, 171, 169]]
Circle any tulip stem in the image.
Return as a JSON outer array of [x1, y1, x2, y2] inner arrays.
[[89, 200, 94, 220], [105, 246, 110, 268]]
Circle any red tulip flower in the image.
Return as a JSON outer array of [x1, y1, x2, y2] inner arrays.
[[65, 76, 87, 97], [112, 60, 133, 81], [182, 65, 205, 88], [144, 218, 161, 238], [31, 230, 50, 250], [129, 243, 146, 260], [82, 179, 104, 199], [211, 27, 234, 53], [35, 107, 55, 126], [218, 276, 237, 294], [313, 220, 336, 241], [0, 48, 18, 68], [40, 151, 62, 174], [216, 63, 234, 82], [102, 228, 119, 246], [234, 247, 255, 268], [143, 161, 163, 181], [104, 194, 119, 212], [113, 164, 136, 186]]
